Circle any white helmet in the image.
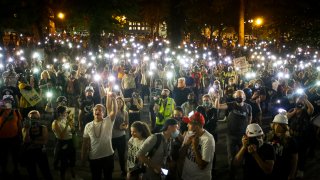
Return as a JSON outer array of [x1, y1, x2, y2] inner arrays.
[[246, 123, 264, 137], [272, 110, 288, 124]]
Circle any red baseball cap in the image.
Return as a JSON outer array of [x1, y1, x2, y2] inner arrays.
[[185, 112, 205, 126]]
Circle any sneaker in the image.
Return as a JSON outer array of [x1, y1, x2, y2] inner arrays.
[[296, 170, 304, 178]]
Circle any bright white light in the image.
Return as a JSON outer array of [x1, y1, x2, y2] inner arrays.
[[108, 75, 115, 82], [148, 71, 153, 76], [94, 74, 101, 81], [0, 64, 4, 69], [296, 88, 304, 94], [33, 67, 40, 74], [113, 85, 120, 91], [32, 52, 40, 59], [46, 92, 53, 98], [143, 56, 149, 61], [63, 63, 70, 69], [166, 71, 174, 79]]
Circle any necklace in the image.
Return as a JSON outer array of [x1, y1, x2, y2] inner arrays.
[[93, 121, 103, 138]]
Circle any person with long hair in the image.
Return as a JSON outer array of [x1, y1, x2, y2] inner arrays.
[[52, 106, 76, 180], [112, 97, 129, 177], [127, 121, 151, 180], [267, 111, 298, 180]]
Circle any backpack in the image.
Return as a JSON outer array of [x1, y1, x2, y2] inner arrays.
[[148, 133, 163, 158]]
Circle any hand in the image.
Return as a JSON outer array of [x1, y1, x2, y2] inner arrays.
[[191, 136, 199, 150], [108, 92, 116, 99], [184, 135, 194, 146], [120, 123, 128, 130], [241, 135, 248, 147], [247, 144, 257, 154], [152, 164, 162, 174], [255, 97, 261, 104]]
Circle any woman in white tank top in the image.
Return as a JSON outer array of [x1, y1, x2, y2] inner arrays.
[[52, 106, 76, 180]]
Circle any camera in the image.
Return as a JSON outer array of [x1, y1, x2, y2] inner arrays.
[[247, 137, 259, 147]]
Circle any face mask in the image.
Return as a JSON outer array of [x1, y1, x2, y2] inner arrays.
[[4, 103, 12, 109], [235, 97, 243, 103], [171, 130, 180, 139], [257, 137, 264, 147], [296, 103, 304, 109], [161, 95, 167, 99], [188, 99, 194, 103], [187, 131, 195, 136], [255, 84, 260, 89], [86, 96, 93, 101], [203, 102, 211, 108]]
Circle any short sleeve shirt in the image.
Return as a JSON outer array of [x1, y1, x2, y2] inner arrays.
[[243, 143, 275, 180], [83, 116, 115, 159], [182, 130, 215, 180]]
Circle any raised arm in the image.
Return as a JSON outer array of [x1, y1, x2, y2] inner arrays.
[[106, 92, 117, 121], [214, 94, 228, 110]]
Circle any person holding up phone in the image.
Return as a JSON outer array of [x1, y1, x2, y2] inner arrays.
[[233, 123, 275, 180]]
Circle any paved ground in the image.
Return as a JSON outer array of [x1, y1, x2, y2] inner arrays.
[[6, 102, 320, 180]]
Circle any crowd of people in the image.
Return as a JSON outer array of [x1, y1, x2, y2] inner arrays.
[[0, 34, 319, 180]]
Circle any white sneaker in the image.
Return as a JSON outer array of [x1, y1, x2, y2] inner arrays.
[[296, 170, 304, 178]]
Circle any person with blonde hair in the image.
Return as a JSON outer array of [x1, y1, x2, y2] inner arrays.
[[267, 110, 298, 179], [22, 110, 52, 180]]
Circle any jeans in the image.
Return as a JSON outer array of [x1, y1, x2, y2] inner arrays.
[[226, 134, 242, 178], [24, 148, 53, 180], [112, 135, 126, 173], [89, 155, 114, 180]]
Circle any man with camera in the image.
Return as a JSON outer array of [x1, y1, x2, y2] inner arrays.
[[21, 110, 52, 180], [233, 123, 275, 180], [153, 89, 176, 133]]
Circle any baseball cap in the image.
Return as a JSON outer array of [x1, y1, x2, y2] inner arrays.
[[161, 118, 178, 131], [185, 111, 205, 126]]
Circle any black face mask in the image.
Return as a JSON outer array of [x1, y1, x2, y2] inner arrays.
[[161, 95, 168, 99], [235, 97, 243, 103], [188, 99, 194, 102], [296, 103, 304, 109]]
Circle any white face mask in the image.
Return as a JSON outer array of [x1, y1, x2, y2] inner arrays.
[[257, 137, 264, 148], [4, 103, 12, 109]]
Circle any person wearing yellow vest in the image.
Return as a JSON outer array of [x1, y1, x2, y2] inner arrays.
[[153, 89, 175, 133]]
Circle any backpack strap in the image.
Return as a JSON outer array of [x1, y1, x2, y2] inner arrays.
[[148, 133, 163, 158]]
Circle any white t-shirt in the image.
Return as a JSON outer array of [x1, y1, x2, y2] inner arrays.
[[83, 116, 115, 160], [182, 130, 215, 180], [127, 137, 145, 170]]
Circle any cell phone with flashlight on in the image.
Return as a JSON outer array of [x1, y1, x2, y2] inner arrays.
[[161, 168, 168, 176]]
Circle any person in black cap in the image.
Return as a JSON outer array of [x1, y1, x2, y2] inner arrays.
[[78, 86, 96, 131], [137, 118, 182, 179]]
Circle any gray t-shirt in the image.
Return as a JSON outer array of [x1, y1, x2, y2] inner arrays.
[[182, 130, 215, 180], [136, 133, 169, 180], [112, 111, 128, 138]]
